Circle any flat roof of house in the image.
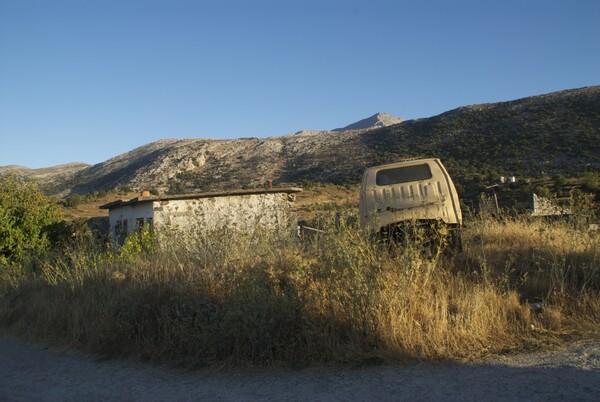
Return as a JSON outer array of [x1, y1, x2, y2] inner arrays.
[[99, 187, 303, 210]]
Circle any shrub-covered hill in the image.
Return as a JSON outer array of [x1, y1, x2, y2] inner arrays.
[[276, 86, 600, 207], [5, 86, 598, 201], [359, 86, 600, 180]]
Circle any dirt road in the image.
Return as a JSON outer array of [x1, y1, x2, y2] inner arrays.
[[1, 336, 599, 401]]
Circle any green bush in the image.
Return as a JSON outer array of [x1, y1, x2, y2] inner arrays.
[[581, 172, 600, 193], [63, 194, 82, 208], [0, 174, 62, 265], [117, 225, 157, 261]]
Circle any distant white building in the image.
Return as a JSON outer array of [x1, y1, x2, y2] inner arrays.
[[100, 188, 302, 245]]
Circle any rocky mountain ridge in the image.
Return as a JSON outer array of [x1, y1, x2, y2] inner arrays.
[[332, 112, 404, 131], [3, 86, 599, 196], [0, 162, 89, 190]]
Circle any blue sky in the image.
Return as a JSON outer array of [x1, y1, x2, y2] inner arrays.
[[1, 0, 599, 168]]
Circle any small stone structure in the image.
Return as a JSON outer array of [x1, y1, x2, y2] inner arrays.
[[100, 188, 302, 245], [531, 193, 571, 217]]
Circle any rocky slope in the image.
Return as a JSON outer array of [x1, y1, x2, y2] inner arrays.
[[2, 86, 599, 196], [46, 112, 405, 195], [332, 112, 404, 131], [0, 162, 89, 194]]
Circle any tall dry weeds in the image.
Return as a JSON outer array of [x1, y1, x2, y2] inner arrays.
[[1, 214, 598, 366], [463, 215, 600, 298]]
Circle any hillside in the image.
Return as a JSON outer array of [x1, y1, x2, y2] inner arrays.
[[0, 162, 89, 194], [2, 86, 599, 201], [361, 86, 600, 178]]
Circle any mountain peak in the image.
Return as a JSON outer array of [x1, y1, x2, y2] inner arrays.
[[333, 112, 404, 132]]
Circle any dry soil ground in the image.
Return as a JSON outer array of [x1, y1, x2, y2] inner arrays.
[[1, 336, 599, 401]]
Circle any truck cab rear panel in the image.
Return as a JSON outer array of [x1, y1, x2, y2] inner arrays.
[[360, 159, 462, 233]]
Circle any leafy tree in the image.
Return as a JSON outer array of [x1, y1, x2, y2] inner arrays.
[[0, 174, 62, 264]]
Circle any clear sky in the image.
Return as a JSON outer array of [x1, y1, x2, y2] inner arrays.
[[1, 0, 599, 169]]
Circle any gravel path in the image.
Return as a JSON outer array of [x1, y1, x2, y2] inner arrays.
[[1, 336, 599, 401]]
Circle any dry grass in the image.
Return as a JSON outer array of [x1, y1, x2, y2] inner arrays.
[[60, 192, 140, 220], [294, 183, 358, 221], [463, 216, 600, 298], [1, 214, 599, 367]]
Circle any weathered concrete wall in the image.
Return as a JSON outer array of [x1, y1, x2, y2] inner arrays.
[[107, 202, 154, 244], [152, 192, 297, 239]]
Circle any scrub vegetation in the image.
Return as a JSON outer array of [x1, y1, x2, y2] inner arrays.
[[1, 188, 599, 367], [0, 174, 62, 266]]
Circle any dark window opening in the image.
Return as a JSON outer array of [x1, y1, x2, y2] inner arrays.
[[137, 218, 145, 233], [376, 164, 432, 186], [115, 220, 128, 245]]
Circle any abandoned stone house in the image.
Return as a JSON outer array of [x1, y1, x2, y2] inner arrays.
[[479, 190, 570, 218], [100, 187, 302, 245]]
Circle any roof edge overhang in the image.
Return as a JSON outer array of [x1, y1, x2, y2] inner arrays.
[[100, 187, 303, 210]]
